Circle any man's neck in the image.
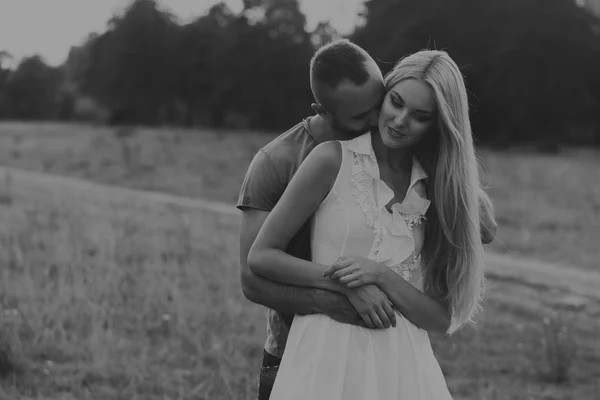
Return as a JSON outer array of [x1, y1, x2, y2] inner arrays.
[[309, 114, 346, 143]]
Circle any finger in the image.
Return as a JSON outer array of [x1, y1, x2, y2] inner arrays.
[[338, 272, 362, 284], [361, 313, 376, 329], [322, 260, 352, 277], [345, 279, 364, 289], [369, 310, 385, 329], [382, 301, 397, 328], [329, 266, 356, 280], [333, 257, 354, 269], [321, 264, 338, 277], [375, 306, 391, 329]]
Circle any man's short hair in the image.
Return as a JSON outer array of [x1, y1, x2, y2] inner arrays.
[[310, 39, 375, 103]]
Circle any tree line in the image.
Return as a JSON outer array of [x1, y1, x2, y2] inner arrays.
[[1, 0, 599, 147]]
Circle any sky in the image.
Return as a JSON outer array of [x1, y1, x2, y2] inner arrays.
[[0, 0, 366, 67]]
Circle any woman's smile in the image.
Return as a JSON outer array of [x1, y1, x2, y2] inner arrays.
[[387, 125, 408, 139]]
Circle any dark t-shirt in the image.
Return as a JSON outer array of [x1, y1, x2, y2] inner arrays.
[[237, 117, 318, 358]]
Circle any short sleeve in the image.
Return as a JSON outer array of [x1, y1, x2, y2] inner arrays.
[[237, 149, 284, 212]]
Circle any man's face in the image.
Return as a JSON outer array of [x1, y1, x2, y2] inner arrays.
[[326, 76, 384, 139]]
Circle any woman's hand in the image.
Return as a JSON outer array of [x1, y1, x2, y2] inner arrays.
[[322, 256, 389, 289]]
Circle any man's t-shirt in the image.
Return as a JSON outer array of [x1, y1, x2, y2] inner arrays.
[[237, 117, 318, 358]]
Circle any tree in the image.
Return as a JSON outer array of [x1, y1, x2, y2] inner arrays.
[[4, 56, 63, 120], [220, 0, 314, 129], [311, 21, 342, 48], [352, 0, 600, 145], [0, 51, 13, 116], [176, 3, 238, 126], [81, 0, 180, 124]]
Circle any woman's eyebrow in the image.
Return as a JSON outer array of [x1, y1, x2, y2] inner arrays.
[[391, 91, 434, 115]]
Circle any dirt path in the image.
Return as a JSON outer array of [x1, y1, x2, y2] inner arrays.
[[2, 165, 599, 303]]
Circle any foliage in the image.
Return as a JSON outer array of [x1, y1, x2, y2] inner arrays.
[[1, 0, 600, 145]]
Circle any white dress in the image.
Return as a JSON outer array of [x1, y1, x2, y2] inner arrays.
[[269, 132, 453, 400]]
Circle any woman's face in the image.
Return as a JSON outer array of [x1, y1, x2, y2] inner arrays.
[[378, 78, 437, 149]]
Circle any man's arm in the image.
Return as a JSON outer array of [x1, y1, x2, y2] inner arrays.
[[479, 187, 497, 245]]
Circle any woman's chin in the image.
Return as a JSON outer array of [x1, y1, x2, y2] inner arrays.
[[380, 130, 409, 149]]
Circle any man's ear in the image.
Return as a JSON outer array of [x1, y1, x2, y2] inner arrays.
[[310, 103, 333, 124], [311, 103, 326, 116], [312, 103, 335, 125]]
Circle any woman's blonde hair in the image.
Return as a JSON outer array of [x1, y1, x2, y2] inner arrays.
[[384, 50, 486, 334]]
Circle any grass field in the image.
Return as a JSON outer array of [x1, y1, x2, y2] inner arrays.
[[0, 121, 599, 399], [0, 164, 599, 399], [0, 121, 598, 271]]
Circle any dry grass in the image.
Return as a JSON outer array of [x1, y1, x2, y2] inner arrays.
[[0, 122, 267, 203], [0, 121, 598, 272], [0, 121, 599, 398], [0, 174, 265, 399], [479, 148, 600, 272], [0, 168, 598, 399]]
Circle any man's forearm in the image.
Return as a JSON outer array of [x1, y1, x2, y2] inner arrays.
[[243, 272, 330, 314], [241, 271, 364, 326]]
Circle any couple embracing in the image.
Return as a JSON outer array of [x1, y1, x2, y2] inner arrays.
[[238, 39, 497, 400]]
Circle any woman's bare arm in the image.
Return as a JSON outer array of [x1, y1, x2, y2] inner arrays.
[[323, 256, 450, 335], [377, 270, 451, 336], [239, 208, 365, 326], [247, 141, 344, 292]]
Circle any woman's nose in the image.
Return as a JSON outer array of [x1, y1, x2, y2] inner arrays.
[[394, 110, 409, 126]]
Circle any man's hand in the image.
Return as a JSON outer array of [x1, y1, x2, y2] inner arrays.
[[321, 295, 368, 327], [344, 284, 397, 329]]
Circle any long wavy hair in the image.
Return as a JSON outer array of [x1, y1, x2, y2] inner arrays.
[[384, 50, 486, 334]]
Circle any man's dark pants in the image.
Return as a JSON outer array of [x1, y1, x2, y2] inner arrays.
[[258, 350, 282, 400]]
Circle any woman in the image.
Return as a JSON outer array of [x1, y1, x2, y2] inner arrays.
[[248, 50, 486, 399]]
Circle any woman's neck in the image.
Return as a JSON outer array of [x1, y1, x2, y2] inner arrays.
[[371, 131, 413, 173]]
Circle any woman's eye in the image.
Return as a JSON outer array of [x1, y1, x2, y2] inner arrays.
[[392, 98, 403, 108]]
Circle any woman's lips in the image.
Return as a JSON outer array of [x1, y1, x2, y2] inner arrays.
[[388, 126, 407, 138]]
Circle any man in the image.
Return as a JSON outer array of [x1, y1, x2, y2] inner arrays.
[[238, 39, 497, 400]]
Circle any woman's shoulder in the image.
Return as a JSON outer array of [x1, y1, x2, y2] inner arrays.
[[308, 140, 344, 170], [296, 141, 345, 191]]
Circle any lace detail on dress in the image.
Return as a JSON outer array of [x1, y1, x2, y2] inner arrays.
[[400, 213, 427, 229], [349, 149, 427, 289], [389, 252, 424, 290], [350, 152, 387, 261], [390, 252, 418, 280]]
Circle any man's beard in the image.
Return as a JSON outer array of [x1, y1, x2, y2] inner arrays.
[[331, 116, 369, 139]]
